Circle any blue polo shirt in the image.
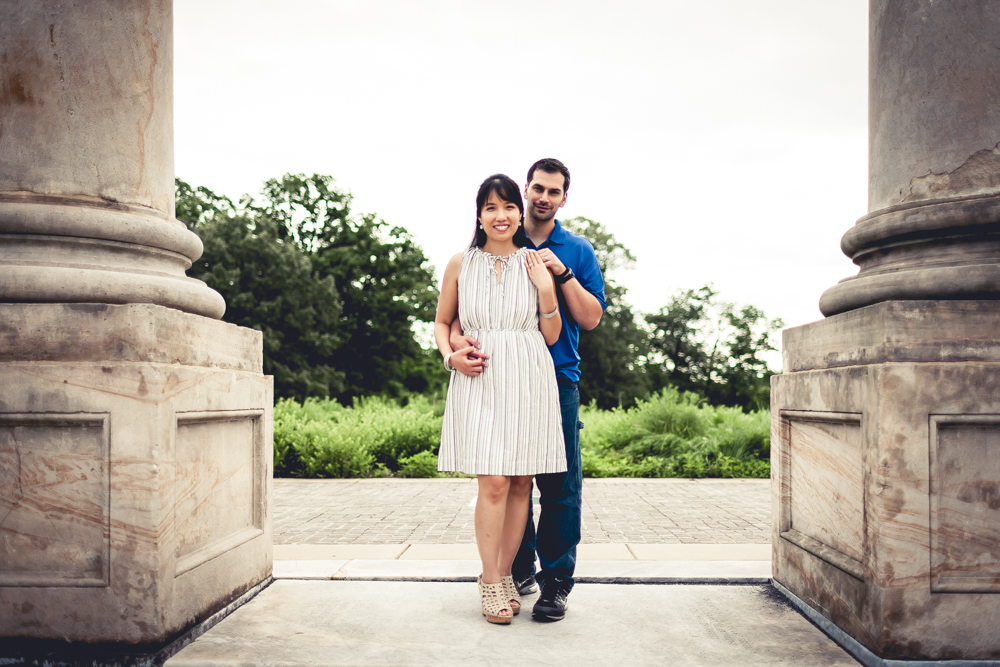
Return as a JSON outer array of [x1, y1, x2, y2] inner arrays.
[[525, 220, 606, 383]]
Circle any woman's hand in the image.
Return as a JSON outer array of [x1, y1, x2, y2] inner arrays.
[[451, 346, 489, 377], [525, 249, 554, 294], [535, 248, 567, 277], [528, 249, 561, 345]]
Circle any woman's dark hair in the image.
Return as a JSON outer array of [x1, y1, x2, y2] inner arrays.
[[471, 173, 527, 248]]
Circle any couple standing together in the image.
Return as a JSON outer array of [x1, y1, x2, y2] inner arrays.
[[433, 158, 605, 624]]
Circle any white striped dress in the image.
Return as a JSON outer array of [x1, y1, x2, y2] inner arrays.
[[438, 247, 567, 476]]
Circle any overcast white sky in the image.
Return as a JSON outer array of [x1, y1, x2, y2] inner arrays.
[[174, 1, 868, 365]]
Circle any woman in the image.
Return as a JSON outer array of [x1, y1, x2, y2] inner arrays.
[[435, 173, 566, 624]]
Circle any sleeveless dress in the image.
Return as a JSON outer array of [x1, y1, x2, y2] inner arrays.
[[437, 247, 567, 476]]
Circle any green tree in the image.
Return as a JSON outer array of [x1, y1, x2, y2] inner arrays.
[[259, 174, 444, 400], [177, 174, 446, 403], [646, 286, 782, 411], [177, 179, 345, 400], [645, 286, 716, 396], [563, 217, 651, 409], [709, 303, 783, 409]]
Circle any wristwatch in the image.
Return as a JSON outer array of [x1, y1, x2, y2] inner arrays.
[[554, 267, 575, 285], [444, 353, 455, 372]]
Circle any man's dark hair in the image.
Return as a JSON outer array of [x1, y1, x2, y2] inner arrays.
[[471, 173, 527, 248], [526, 158, 571, 193]]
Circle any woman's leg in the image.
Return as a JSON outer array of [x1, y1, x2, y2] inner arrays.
[[475, 475, 510, 587], [498, 475, 533, 576]]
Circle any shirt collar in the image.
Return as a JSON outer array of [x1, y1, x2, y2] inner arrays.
[[537, 219, 567, 247]]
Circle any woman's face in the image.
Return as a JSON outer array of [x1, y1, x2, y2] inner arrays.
[[478, 192, 521, 244]]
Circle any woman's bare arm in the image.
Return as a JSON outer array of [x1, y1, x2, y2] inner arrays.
[[434, 253, 488, 377]]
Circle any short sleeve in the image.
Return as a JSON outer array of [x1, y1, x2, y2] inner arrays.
[[573, 239, 606, 312]]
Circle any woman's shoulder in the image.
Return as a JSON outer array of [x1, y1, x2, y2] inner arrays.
[[442, 250, 469, 281]]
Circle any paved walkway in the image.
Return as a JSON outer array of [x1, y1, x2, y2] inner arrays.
[[164, 479, 862, 666], [165, 581, 859, 667], [273, 478, 771, 545]]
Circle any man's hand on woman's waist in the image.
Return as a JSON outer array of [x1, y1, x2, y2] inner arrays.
[[450, 345, 489, 377]]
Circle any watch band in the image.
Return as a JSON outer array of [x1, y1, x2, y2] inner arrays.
[[554, 267, 575, 285]]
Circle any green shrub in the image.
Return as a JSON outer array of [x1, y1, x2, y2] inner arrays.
[[272, 385, 770, 479], [578, 387, 770, 479], [273, 395, 442, 477], [397, 450, 441, 478]]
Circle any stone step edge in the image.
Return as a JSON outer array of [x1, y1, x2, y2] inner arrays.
[[273, 559, 771, 584], [273, 543, 773, 562]]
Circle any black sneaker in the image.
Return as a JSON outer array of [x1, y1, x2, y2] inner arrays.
[[532, 579, 569, 621], [513, 573, 538, 595]]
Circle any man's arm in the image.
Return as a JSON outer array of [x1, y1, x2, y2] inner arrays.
[[450, 312, 489, 367], [557, 276, 603, 330], [536, 249, 604, 330]]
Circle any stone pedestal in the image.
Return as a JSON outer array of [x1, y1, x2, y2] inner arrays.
[[0, 304, 273, 643], [0, 0, 274, 648], [773, 301, 1000, 660], [774, 2, 1000, 661]]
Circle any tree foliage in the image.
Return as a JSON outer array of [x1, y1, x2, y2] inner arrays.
[[563, 217, 649, 410], [565, 218, 783, 412], [177, 174, 446, 403], [646, 287, 783, 410]]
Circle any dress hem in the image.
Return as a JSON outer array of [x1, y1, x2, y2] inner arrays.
[[437, 465, 568, 476]]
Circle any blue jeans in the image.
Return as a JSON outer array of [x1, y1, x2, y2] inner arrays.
[[512, 380, 582, 591]]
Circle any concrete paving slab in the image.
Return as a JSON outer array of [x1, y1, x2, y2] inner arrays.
[[578, 542, 634, 560], [273, 560, 771, 584], [273, 544, 407, 560], [334, 559, 483, 581], [274, 543, 774, 562], [399, 544, 480, 560], [629, 543, 772, 561], [575, 560, 771, 583], [165, 580, 859, 667], [272, 560, 349, 580]]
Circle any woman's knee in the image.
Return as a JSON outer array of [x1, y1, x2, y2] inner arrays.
[[508, 475, 533, 499], [478, 475, 509, 504]]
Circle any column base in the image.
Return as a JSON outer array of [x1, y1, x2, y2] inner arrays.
[[772, 300, 1000, 660], [0, 578, 269, 667], [0, 304, 273, 644]]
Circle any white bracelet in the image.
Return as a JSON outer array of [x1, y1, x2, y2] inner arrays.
[[540, 307, 558, 319], [443, 353, 455, 371]]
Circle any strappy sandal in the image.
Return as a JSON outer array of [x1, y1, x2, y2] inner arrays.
[[478, 575, 513, 624], [501, 574, 521, 615]]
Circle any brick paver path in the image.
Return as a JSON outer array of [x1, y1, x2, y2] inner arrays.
[[273, 478, 770, 545]]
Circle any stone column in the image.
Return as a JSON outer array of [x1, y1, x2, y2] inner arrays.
[[0, 0, 272, 650], [772, 1, 1000, 661], [0, 0, 223, 318]]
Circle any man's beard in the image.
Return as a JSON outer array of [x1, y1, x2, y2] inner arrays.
[[530, 203, 556, 223]]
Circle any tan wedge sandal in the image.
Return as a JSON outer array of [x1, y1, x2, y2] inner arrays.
[[501, 575, 521, 615], [478, 575, 513, 624]]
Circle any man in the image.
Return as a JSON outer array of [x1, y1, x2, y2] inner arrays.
[[451, 158, 605, 621]]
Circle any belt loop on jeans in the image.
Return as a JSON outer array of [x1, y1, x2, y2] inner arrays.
[[556, 376, 578, 387]]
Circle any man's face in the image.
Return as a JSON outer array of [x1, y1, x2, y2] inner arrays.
[[524, 170, 568, 223]]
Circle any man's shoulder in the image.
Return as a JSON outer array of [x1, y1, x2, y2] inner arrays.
[[555, 224, 598, 255], [560, 229, 600, 267]]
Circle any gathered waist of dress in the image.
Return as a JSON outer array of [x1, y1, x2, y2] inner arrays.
[[463, 327, 540, 334]]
